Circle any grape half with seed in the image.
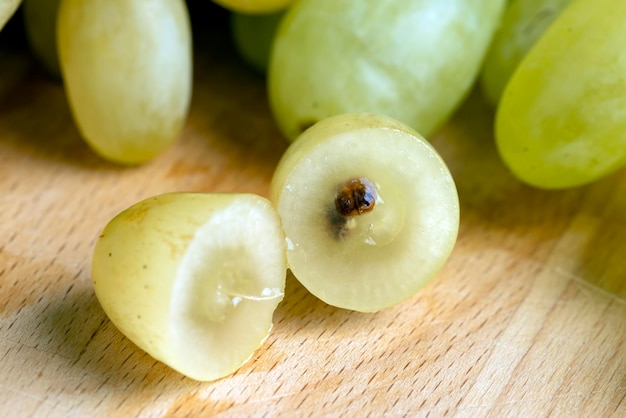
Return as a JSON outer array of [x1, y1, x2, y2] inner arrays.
[[270, 113, 460, 312]]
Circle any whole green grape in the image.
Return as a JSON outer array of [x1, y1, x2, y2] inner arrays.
[[268, 0, 506, 141], [231, 11, 283, 74], [480, 0, 572, 105], [57, 0, 192, 164], [496, 0, 626, 189], [24, 0, 61, 76]]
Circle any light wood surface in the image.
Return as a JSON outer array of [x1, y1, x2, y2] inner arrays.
[[3, 7, 626, 417]]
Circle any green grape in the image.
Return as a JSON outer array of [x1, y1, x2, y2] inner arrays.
[[268, 0, 506, 141], [496, 0, 626, 189], [231, 11, 283, 74], [57, 0, 192, 164], [23, 0, 61, 76], [480, 0, 573, 105], [213, 0, 292, 14], [0, 0, 21, 31]]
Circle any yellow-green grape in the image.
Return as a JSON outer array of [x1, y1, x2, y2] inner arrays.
[[269, 0, 506, 141], [23, 0, 61, 76], [57, 0, 192, 164], [0, 0, 21, 31], [231, 11, 282, 74], [213, 0, 292, 14], [496, 0, 626, 189], [92, 193, 287, 381], [480, 0, 572, 105], [270, 113, 459, 312]]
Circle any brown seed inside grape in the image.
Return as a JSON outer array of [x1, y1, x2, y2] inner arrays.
[[335, 177, 377, 217], [328, 177, 378, 240]]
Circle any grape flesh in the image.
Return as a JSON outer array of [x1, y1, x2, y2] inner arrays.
[[57, 0, 192, 164], [496, 0, 626, 189], [270, 113, 459, 312], [269, 0, 506, 141], [480, 0, 573, 105]]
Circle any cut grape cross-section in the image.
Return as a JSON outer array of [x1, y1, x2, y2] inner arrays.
[[270, 113, 459, 312]]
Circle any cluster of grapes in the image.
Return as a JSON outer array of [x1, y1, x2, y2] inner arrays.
[[2, 0, 624, 186], [3, 0, 622, 381], [235, 0, 626, 190]]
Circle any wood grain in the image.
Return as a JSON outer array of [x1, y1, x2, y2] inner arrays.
[[2, 7, 626, 417]]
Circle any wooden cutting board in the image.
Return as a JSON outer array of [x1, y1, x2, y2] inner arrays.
[[2, 9, 626, 417]]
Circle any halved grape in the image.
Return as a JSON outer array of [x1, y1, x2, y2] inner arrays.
[[92, 193, 287, 381], [270, 113, 459, 312], [496, 0, 626, 189]]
